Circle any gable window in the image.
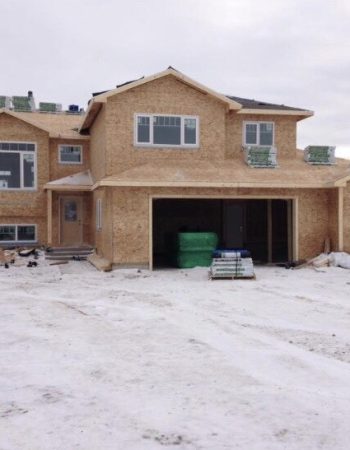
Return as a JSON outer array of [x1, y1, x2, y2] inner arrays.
[[135, 114, 199, 147], [244, 122, 274, 146], [0, 142, 36, 190], [0, 224, 36, 243], [59, 145, 83, 164]]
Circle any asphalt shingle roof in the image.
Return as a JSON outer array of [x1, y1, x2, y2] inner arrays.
[[226, 95, 309, 111]]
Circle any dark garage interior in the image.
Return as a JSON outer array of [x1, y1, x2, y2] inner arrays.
[[152, 198, 292, 268]]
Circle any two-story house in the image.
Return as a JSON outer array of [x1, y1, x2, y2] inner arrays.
[[1, 67, 350, 268]]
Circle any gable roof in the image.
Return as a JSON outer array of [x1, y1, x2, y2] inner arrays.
[[80, 67, 242, 131], [0, 109, 88, 139], [80, 67, 314, 131]]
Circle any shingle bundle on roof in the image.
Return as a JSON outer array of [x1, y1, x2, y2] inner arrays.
[[304, 146, 336, 165]]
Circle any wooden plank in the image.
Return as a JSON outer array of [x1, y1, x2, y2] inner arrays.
[[87, 253, 112, 272]]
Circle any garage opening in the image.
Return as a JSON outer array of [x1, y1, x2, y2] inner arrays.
[[152, 198, 293, 268]]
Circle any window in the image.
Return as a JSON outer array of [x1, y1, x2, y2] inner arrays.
[[135, 114, 199, 147], [96, 199, 102, 231], [59, 145, 83, 164], [244, 122, 274, 146], [0, 224, 36, 243], [0, 142, 36, 190]]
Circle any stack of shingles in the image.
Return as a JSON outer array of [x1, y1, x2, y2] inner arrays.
[[210, 249, 255, 279]]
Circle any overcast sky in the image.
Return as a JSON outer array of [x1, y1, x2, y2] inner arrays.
[[1, 0, 349, 157]]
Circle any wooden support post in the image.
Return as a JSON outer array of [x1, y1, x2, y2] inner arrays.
[[293, 198, 299, 261], [267, 199, 272, 263], [47, 189, 53, 245], [149, 196, 153, 270], [338, 187, 344, 251], [287, 200, 292, 261]]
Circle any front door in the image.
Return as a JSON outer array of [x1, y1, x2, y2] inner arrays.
[[60, 196, 83, 246]]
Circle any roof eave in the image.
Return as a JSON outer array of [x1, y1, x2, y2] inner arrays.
[[237, 109, 314, 119], [93, 179, 330, 190], [44, 184, 92, 191], [79, 102, 102, 132]]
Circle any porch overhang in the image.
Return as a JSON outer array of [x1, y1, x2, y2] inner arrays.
[[45, 171, 93, 245], [44, 170, 94, 192]]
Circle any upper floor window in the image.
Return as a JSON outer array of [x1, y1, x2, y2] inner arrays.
[[244, 122, 274, 146], [0, 142, 36, 190], [135, 114, 199, 148], [59, 145, 83, 164]]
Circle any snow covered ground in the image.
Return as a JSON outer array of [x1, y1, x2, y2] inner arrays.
[[1, 258, 350, 450]]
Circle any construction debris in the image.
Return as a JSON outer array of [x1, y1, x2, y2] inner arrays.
[[293, 252, 350, 270], [87, 253, 112, 272], [18, 248, 37, 257], [49, 260, 69, 266]]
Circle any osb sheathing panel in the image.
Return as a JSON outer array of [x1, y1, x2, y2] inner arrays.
[[98, 75, 299, 178], [105, 75, 227, 174], [90, 105, 106, 181], [344, 183, 350, 252], [92, 188, 113, 261], [50, 192, 93, 246], [0, 113, 50, 244], [226, 112, 297, 160], [109, 187, 332, 265], [49, 138, 90, 181]]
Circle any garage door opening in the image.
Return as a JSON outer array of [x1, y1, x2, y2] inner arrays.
[[152, 198, 293, 268]]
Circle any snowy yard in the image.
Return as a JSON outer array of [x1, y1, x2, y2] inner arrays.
[[1, 259, 350, 450]]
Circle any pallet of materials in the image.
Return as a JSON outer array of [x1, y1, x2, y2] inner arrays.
[[244, 145, 277, 168], [304, 145, 336, 165], [209, 253, 255, 280], [212, 249, 251, 258]]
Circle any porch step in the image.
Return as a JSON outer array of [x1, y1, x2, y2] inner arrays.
[[45, 246, 94, 261]]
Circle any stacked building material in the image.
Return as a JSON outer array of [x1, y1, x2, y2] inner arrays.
[[304, 146, 336, 165], [209, 249, 255, 279], [244, 145, 277, 168], [176, 232, 218, 269], [39, 102, 62, 113]]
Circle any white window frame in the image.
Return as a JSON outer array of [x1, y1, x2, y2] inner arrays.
[[58, 145, 83, 165], [0, 224, 37, 243], [134, 113, 199, 148], [243, 122, 275, 146], [96, 199, 102, 231], [0, 141, 37, 191]]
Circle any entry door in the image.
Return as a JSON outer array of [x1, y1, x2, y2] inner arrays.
[[223, 201, 244, 248], [60, 196, 83, 246]]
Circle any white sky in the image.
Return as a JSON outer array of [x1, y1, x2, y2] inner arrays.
[[1, 0, 350, 158]]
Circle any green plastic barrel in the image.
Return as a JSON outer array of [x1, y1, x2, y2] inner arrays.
[[177, 232, 218, 251], [177, 250, 213, 268]]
